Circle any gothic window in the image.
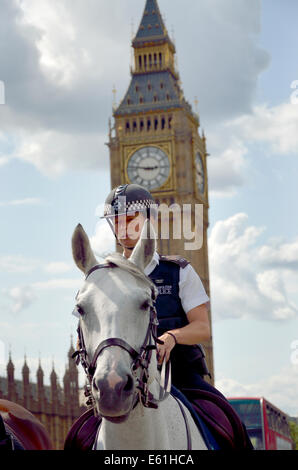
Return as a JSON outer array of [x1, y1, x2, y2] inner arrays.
[[154, 53, 157, 66], [139, 96, 144, 104], [161, 117, 165, 130], [149, 54, 152, 68], [144, 55, 147, 70], [133, 120, 137, 132], [140, 119, 144, 131], [154, 118, 158, 130], [126, 121, 130, 132], [147, 119, 151, 131], [160, 82, 164, 89], [138, 56, 142, 70], [168, 116, 172, 129], [154, 94, 158, 102], [159, 53, 162, 67]]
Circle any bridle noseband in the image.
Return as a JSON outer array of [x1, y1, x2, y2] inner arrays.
[[72, 263, 168, 413]]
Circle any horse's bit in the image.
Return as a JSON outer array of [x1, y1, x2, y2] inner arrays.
[[72, 263, 191, 450]]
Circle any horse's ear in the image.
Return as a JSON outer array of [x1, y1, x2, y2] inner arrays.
[[130, 219, 156, 272], [72, 224, 98, 274]]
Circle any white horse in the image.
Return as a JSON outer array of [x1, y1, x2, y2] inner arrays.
[[71, 220, 207, 450]]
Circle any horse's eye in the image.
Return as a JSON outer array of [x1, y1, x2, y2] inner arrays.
[[140, 300, 150, 311], [73, 305, 85, 317]]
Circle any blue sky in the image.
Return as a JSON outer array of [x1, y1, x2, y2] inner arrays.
[[0, 0, 298, 417]]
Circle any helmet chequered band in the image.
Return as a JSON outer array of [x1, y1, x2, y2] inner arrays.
[[104, 198, 156, 217]]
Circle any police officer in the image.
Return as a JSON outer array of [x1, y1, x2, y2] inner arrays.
[[101, 183, 225, 398]]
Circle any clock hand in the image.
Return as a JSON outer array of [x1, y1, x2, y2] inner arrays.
[[129, 165, 170, 170], [129, 165, 159, 170]]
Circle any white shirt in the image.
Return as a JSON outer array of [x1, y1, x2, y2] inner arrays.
[[144, 252, 209, 314]]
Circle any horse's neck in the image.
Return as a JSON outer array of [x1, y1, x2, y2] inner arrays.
[[95, 380, 170, 450], [96, 405, 170, 450]]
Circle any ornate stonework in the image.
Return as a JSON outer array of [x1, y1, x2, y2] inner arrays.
[[0, 343, 86, 450]]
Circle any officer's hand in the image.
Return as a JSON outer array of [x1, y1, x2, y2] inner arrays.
[[157, 332, 176, 364]]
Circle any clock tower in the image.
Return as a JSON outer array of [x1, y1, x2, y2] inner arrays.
[[108, 0, 214, 382]]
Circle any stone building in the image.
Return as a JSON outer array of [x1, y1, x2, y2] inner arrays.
[[0, 340, 86, 450]]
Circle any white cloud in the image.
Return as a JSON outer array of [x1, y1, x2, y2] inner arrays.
[[228, 103, 298, 156], [2, 275, 81, 314], [209, 213, 298, 322], [44, 262, 72, 274], [207, 139, 249, 198], [3, 285, 36, 314], [0, 255, 39, 273], [0, 197, 44, 207], [0, 157, 9, 167], [90, 218, 116, 259], [33, 279, 81, 291], [216, 364, 298, 417], [257, 239, 298, 269], [206, 99, 298, 196], [12, 129, 109, 177]]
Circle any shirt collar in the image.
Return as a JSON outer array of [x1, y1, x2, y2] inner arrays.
[[144, 251, 159, 276], [122, 250, 159, 276]]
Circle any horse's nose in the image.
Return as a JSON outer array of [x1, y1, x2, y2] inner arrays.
[[93, 370, 134, 399]]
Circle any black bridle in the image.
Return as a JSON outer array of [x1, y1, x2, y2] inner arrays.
[[72, 263, 166, 413]]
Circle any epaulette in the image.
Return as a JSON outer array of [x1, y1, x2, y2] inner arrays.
[[159, 255, 190, 269]]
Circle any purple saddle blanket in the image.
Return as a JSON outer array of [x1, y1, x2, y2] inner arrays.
[[64, 388, 253, 450]]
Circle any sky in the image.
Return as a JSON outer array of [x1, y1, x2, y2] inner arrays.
[[0, 0, 298, 417]]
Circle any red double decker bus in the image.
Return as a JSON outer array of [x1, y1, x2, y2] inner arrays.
[[228, 397, 294, 450]]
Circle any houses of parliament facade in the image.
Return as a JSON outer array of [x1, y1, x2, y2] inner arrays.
[[0, 342, 86, 450]]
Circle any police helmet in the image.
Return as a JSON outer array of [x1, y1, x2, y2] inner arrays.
[[101, 184, 157, 219]]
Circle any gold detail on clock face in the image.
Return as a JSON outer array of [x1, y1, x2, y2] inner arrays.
[[195, 151, 205, 194], [127, 146, 171, 190]]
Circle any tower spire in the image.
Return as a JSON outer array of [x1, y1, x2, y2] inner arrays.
[[133, 0, 172, 47]]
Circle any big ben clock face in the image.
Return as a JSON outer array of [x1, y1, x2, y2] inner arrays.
[[195, 151, 205, 194], [127, 146, 170, 190]]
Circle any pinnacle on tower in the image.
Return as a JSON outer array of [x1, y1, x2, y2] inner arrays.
[[37, 358, 44, 380], [7, 350, 14, 371], [133, 0, 171, 47], [22, 354, 30, 376]]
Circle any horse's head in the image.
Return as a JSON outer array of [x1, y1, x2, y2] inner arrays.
[[72, 220, 158, 422]]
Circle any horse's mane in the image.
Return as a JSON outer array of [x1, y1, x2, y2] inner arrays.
[[104, 252, 157, 298]]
